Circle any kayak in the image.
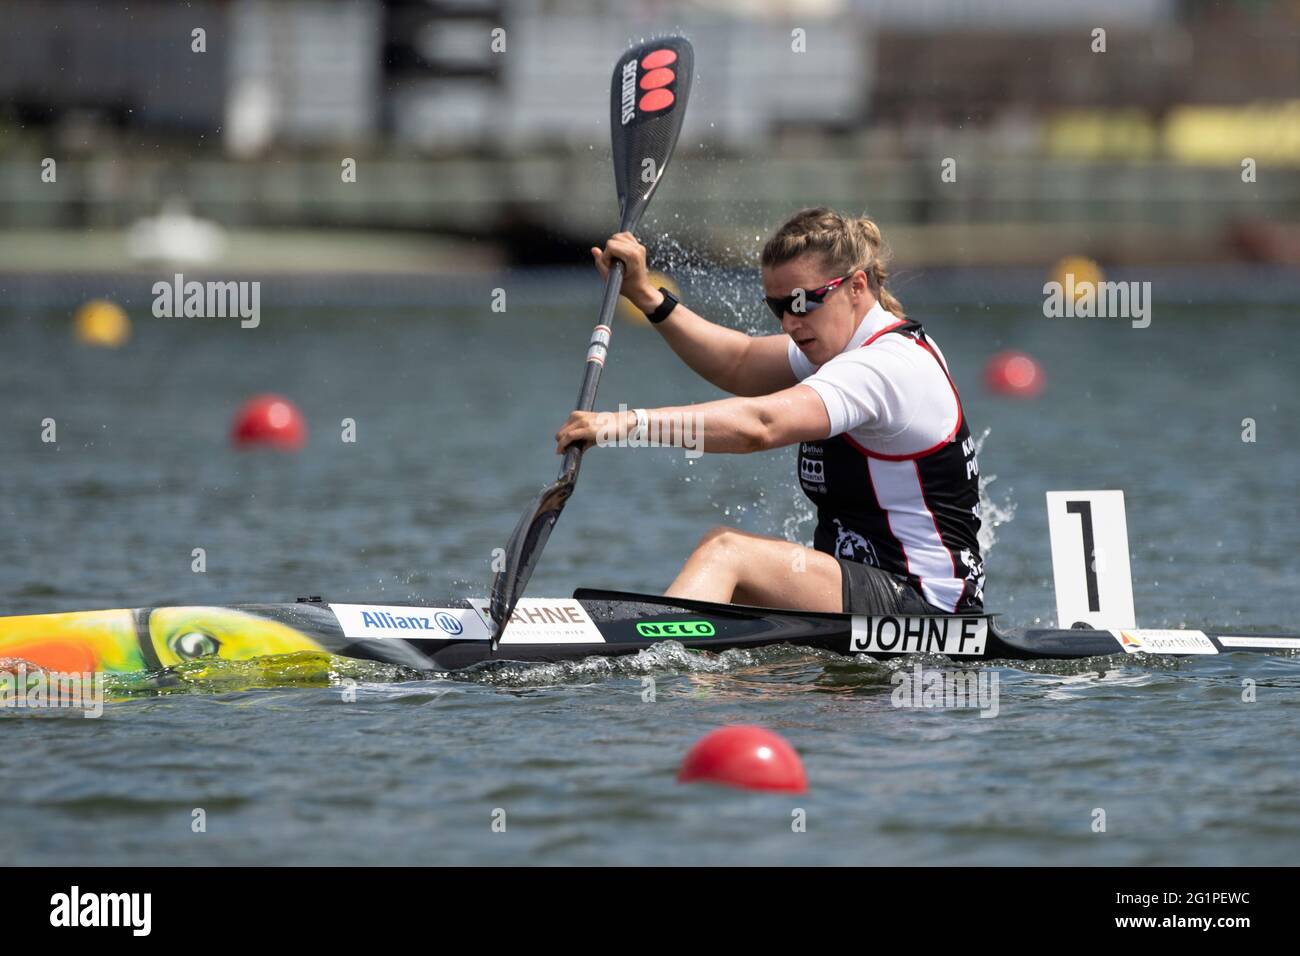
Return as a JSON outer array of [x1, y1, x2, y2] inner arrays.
[[1, 589, 1295, 675]]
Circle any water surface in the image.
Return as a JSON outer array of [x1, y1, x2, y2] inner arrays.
[[1, 269, 1297, 864]]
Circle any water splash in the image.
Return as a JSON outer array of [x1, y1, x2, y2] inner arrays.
[[101, 652, 423, 698], [972, 427, 1015, 555], [781, 488, 816, 546], [645, 233, 768, 334], [448, 640, 796, 687]]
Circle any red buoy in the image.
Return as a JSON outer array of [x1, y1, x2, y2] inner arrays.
[[231, 394, 307, 450], [677, 725, 808, 793], [984, 350, 1045, 398]]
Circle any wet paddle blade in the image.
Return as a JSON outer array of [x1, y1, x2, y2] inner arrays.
[[610, 37, 694, 231], [489, 471, 575, 646]]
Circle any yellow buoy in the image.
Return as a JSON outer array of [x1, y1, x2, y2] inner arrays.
[[1049, 256, 1105, 303], [73, 300, 131, 348], [617, 271, 682, 324]]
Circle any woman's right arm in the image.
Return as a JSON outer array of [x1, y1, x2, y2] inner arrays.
[[649, 299, 797, 397], [594, 233, 797, 398]]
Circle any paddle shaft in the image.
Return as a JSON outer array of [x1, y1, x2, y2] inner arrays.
[[560, 217, 637, 479], [490, 36, 692, 647]]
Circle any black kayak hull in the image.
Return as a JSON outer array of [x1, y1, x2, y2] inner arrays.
[[2, 588, 1294, 675]]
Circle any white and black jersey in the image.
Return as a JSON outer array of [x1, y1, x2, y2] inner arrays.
[[790, 303, 985, 612]]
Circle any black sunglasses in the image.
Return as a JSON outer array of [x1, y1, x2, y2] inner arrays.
[[762, 273, 853, 320]]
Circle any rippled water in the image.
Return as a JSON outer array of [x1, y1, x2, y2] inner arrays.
[[1, 269, 1298, 864]]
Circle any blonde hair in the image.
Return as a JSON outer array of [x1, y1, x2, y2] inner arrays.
[[760, 207, 905, 319]]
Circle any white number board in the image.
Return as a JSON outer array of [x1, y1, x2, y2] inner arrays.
[[1046, 490, 1136, 629]]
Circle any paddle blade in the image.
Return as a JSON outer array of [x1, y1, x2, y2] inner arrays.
[[610, 36, 694, 231], [488, 472, 576, 646]]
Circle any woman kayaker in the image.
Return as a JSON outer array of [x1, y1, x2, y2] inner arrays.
[[555, 207, 984, 615]]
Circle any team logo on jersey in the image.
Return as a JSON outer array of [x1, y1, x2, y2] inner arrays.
[[961, 548, 985, 605], [799, 443, 825, 492], [800, 457, 825, 488], [833, 519, 879, 566]]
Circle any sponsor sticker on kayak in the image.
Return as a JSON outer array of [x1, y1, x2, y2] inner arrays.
[[635, 620, 716, 639], [1218, 635, 1300, 650], [330, 604, 490, 641], [467, 599, 604, 645], [1111, 629, 1217, 654], [850, 615, 989, 656]]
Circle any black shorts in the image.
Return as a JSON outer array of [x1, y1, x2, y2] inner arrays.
[[836, 558, 946, 615]]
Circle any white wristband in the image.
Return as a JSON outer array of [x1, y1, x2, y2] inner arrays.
[[630, 408, 649, 443]]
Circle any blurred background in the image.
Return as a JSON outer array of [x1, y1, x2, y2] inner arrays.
[[1, 0, 1298, 286], [0, 0, 1296, 626]]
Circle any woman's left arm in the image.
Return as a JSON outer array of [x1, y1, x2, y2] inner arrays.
[[555, 385, 831, 455]]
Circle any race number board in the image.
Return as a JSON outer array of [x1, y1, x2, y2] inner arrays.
[[1046, 490, 1136, 629]]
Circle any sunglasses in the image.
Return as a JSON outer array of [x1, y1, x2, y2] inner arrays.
[[762, 273, 853, 320]]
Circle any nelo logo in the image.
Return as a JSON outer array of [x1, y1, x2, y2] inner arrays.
[[636, 620, 716, 638]]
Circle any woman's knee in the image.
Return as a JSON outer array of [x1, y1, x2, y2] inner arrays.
[[691, 528, 754, 564], [692, 525, 741, 556]]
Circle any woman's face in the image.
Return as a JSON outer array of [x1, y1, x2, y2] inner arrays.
[[763, 255, 873, 366]]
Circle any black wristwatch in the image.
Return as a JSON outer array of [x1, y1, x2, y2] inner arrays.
[[644, 287, 680, 325]]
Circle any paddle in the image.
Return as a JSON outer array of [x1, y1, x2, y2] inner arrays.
[[488, 36, 695, 649]]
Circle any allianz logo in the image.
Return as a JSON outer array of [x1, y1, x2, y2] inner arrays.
[[360, 609, 464, 636]]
